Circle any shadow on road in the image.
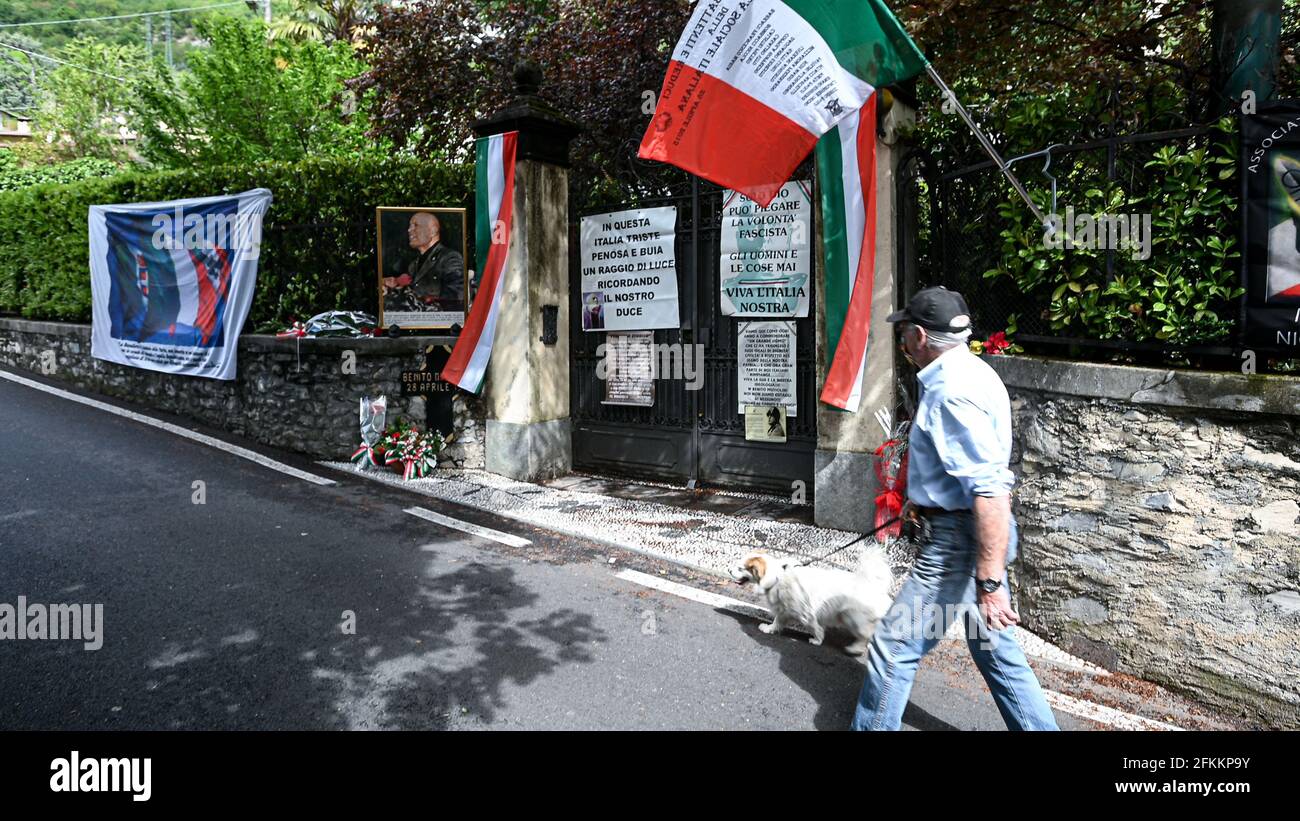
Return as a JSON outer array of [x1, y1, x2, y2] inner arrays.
[[718, 610, 961, 731], [0, 530, 608, 730], [297, 545, 610, 729]]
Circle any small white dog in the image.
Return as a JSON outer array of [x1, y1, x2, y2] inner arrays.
[[729, 549, 893, 655]]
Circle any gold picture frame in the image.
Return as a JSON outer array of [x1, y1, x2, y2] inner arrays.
[[376, 206, 470, 331]]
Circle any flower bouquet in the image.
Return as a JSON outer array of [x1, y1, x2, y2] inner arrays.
[[872, 422, 909, 542], [379, 419, 445, 480], [351, 395, 388, 469]]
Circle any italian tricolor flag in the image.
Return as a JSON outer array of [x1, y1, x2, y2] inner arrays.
[[818, 97, 878, 411], [641, 0, 925, 412], [442, 131, 518, 393], [639, 0, 926, 208]]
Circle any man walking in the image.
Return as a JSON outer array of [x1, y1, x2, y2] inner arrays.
[[851, 286, 1058, 731]]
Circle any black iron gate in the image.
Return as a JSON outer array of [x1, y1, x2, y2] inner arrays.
[[569, 174, 818, 495]]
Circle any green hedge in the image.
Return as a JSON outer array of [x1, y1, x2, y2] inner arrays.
[[0, 154, 121, 193], [0, 156, 474, 331]]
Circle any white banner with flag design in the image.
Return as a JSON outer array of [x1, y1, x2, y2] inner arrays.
[[88, 189, 272, 381]]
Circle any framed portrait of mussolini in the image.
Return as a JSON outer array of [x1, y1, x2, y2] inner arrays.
[[376, 207, 470, 331]]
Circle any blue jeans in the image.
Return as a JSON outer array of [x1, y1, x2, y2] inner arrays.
[[851, 512, 1059, 731]]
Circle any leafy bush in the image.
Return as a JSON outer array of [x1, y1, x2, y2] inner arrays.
[[0, 151, 120, 192], [353, 0, 693, 208], [33, 38, 146, 162], [0, 156, 472, 331], [980, 117, 1241, 346], [133, 16, 378, 168]]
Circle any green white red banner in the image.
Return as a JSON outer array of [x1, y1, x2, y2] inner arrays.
[[817, 95, 878, 412], [639, 0, 926, 207], [441, 131, 518, 393]]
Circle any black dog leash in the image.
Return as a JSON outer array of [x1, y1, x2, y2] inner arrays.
[[797, 515, 902, 568]]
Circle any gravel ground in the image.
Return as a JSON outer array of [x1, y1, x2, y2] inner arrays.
[[325, 465, 882, 573]]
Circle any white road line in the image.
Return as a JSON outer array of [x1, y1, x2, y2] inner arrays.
[[1044, 690, 1184, 731], [0, 368, 336, 486], [405, 506, 532, 548], [616, 567, 1186, 732], [615, 568, 771, 621]]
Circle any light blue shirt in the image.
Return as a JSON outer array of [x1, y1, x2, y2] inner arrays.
[[907, 347, 1015, 510]]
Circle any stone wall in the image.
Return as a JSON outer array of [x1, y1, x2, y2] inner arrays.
[[987, 355, 1300, 728], [0, 318, 485, 468]]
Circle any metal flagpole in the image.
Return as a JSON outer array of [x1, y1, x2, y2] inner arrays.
[[924, 64, 1048, 227]]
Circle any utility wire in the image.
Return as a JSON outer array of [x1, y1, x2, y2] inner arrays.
[[0, 40, 128, 82], [0, 2, 247, 29]]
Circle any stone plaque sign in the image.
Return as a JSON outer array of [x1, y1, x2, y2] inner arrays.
[[401, 344, 456, 436]]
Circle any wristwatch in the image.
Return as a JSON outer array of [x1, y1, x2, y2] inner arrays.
[[977, 578, 1003, 594]]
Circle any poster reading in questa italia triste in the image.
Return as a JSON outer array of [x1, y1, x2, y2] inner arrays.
[[579, 206, 679, 332]]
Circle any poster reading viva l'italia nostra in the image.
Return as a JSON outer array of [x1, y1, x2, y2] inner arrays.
[[721, 181, 812, 318]]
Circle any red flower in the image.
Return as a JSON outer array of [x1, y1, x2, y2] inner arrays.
[[985, 331, 1011, 355]]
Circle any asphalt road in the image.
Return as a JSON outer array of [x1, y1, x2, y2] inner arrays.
[[0, 371, 1091, 731]]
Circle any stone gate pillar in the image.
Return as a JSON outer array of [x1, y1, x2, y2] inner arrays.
[[473, 64, 581, 482], [814, 95, 915, 531]]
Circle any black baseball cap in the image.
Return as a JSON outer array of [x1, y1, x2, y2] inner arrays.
[[886, 286, 973, 334]]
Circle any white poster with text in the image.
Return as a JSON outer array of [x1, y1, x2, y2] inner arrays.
[[737, 321, 797, 417], [720, 181, 811, 318], [580, 206, 679, 332]]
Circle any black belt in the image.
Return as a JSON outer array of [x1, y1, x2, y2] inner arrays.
[[914, 505, 971, 517]]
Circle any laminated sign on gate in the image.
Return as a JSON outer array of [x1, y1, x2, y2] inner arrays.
[[720, 181, 812, 318], [737, 321, 797, 417], [88, 189, 272, 380], [579, 206, 680, 332]]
